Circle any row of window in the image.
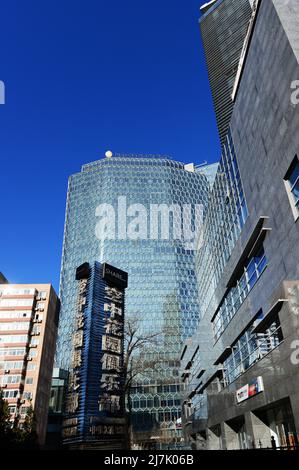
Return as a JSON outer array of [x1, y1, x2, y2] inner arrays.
[[132, 397, 181, 410], [0, 375, 22, 385], [0, 361, 24, 370], [7, 406, 32, 416], [222, 313, 283, 385], [0, 288, 47, 298], [0, 299, 34, 307], [0, 347, 26, 356], [0, 335, 28, 344], [1, 389, 33, 400], [0, 322, 30, 331], [1, 389, 20, 398], [131, 384, 181, 394], [132, 409, 181, 424], [0, 311, 32, 319], [213, 246, 267, 340], [0, 288, 35, 296], [0, 361, 36, 371]]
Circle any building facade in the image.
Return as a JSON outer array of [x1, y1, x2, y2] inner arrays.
[[57, 154, 212, 447], [46, 367, 69, 448], [199, 0, 253, 145], [61, 262, 127, 449], [182, 0, 299, 450], [0, 283, 59, 445]]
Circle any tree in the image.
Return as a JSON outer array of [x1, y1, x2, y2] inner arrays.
[[0, 391, 38, 449], [0, 389, 13, 447], [21, 405, 38, 448], [123, 316, 163, 449]]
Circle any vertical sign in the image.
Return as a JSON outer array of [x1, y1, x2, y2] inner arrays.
[[62, 263, 89, 439]]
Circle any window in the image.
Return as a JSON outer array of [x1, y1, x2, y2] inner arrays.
[[20, 406, 30, 416], [0, 361, 24, 370], [31, 326, 41, 335], [27, 350, 37, 358], [38, 291, 47, 299], [213, 246, 267, 340], [23, 391, 33, 400], [2, 389, 19, 399], [0, 322, 30, 331], [30, 338, 39, 346], [0, 375, 22, 385], [0, 311, 31, 319], [0, 347, 26, 356], [0, 288, 35, 296], [222, 312, 283, 386], [284, 156, 299, 219], [0, 298, 33, 307], [0, 335, 28, 344], [25, 377, 33, 385]]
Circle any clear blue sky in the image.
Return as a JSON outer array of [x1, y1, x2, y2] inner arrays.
[[0, 0, 220, 292]]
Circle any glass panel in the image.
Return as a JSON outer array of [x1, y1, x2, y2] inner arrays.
[[289, 162, 299, 187]]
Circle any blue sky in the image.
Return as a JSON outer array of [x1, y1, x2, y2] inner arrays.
[[0, 0, 220, 291]]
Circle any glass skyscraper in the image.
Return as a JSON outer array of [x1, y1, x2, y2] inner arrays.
[[199, 0, 253, 145], [56, 154, 211, 445]]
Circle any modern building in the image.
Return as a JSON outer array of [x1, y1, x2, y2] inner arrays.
[[56, 153, 213, 447], [0, 283, 60, 445], [182, 0, 299, 450], [199, 0, 253, 145], [61, 261, 127, 449]]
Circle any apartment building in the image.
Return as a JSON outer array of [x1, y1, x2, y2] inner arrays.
[[0, 283, 59, 445]]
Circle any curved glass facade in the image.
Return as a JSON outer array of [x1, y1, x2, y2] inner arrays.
[[57, 154, 210, 440]]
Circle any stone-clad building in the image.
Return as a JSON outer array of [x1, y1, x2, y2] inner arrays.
[[182, 0, 299, 450]]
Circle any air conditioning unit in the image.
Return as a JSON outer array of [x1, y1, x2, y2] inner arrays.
[[4, 369, 10, 374], [29, 344, 37, 348], [26, 357, 33, 361]]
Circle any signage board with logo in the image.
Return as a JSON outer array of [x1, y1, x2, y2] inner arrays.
[[102, 263, 128, 289], [236, 376, 264, 404]]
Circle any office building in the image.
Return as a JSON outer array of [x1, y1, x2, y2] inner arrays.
[[62, 262, 127, 449], [199, 0, 253, 145], [57, 153, 213, 447], [182, 0, 299, 450], [0, 283, 59, 445]]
